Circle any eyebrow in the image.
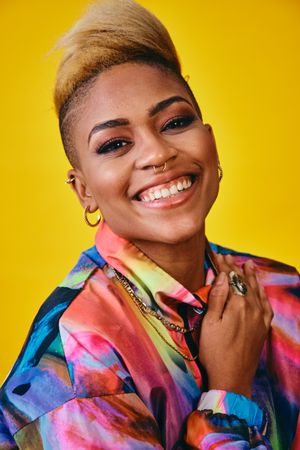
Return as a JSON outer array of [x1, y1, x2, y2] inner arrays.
[[148, 95, 192, 117], [88, 95, 192, 144], [88, 119, 129, 144]]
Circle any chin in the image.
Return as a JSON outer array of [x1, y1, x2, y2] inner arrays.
[[148, 219, 205, 246]]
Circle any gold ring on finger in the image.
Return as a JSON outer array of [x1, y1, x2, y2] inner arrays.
[[228, 271, 248, 296]]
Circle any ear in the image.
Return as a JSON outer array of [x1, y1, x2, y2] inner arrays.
[[203, 124, 220, 163], [204, 123, 213, 134], [67, 169, 98, 212], [204, 123, 217, 145]]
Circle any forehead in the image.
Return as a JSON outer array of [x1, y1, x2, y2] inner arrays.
[[78, 63, 191, 124]]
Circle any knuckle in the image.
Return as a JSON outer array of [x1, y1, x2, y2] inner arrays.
[[268, 308, 274, 320], [204, 316, 217, 326], [225, 254, 233, 263], [260, 286, 267, 299], [232, 296, 247, 310], [210, 286, 224, 296], [265, 317, 273, 329], [252, 308, 262, 321], [248, 280, 258, 292], [265, 300, 273, 314]]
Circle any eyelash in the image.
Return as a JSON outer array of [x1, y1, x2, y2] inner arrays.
[[96, 138, 132, 155], [96, 114, 195, 155], [161, 114, 195, 131]]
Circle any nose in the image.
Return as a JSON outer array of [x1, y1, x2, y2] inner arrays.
[[134, 131, 178, 170]]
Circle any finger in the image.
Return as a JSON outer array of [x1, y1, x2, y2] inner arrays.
[[243, 262, 270, 316], [216, 254, 246, 293], [256, 275, 274, 327], [224, 254, 244, 277], [214, 253, 238, 276], [207, 272, 229, 320], [243, 260, 257, 289], [223, 256, 252, 301], [214, 255, 253, 305], [213, 253, 228, 273], [243, 260, 261, 308], [242, 263, 273, 328]]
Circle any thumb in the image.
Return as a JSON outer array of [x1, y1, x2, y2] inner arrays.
[[207, 272, 229, 319]]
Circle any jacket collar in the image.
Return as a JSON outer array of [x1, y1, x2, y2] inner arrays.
[[95, 222, 217, 317]]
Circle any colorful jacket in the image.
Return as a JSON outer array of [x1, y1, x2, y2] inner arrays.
[[0, 222, 299, 449]]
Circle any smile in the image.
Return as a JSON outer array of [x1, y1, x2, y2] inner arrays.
[[137, 175, 194, 202]]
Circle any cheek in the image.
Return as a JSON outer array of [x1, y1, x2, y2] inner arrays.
[[89, 162, 130, 204], [201, 135, 218, 161], [183, 129, 218, 162]]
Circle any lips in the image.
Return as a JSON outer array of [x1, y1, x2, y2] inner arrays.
[[136, 175, 194, 202]]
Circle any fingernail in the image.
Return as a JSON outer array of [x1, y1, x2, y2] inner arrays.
[[215, 272, 226, 286], [248, 259, 255, 269]]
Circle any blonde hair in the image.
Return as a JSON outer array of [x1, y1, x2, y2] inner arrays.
[[54, 0, 200, 166]]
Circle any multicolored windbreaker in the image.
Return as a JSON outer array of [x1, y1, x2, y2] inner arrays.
[[0, 222, 299, 449]]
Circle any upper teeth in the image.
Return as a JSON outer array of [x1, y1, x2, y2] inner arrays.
[[139, 177, 192, 202]]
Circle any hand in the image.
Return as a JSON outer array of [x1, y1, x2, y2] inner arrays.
[[199, 254, 273, 398]]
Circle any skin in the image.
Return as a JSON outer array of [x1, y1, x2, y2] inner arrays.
[[67, 62, 273, 397], [200, 255, 273, 397]]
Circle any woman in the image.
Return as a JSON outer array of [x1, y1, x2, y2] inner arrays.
[[0, 0, 299, 448]]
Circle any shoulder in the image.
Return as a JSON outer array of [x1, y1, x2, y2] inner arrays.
[[211, 243, 300, 401], [210, 242, 299, 290], [211, 242, 300, 370], [0, 247, 111, 437], [5, 248, 103, 379]]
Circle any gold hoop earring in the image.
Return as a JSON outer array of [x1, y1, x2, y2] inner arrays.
[[218, 162, 223, 182], [84, 206, 101, 227], [65, 175, 75, 184]]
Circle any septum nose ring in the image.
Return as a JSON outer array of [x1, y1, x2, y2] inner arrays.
[[153, 162, 167, 174]]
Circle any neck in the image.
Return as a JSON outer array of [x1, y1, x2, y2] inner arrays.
[[134, 229, 206, 292]]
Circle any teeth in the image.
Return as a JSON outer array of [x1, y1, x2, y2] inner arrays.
[[139, 176, 193, 202], [170, 185, 178, 195]]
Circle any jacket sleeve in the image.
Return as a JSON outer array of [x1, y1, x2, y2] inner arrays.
[[9, 394, 164, 450], [4, 390, 271, 450], [185, 390, 271, 449], [0, 328, 275, 449]]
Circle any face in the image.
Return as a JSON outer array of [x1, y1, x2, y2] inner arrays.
[[70, 63, 219, 246]]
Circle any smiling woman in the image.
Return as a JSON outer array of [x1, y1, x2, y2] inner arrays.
[[0, 0, 299, 449], [67, 65, 219, 259]]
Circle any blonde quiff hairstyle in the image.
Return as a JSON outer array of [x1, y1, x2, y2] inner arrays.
[[54, 0, 201, 167]]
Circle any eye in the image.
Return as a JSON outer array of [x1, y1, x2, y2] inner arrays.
[[162, 115, 195, 132], [96, 138, 132, 155]]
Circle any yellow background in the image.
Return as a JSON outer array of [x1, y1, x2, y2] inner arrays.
[[0, 0, 299, 382]]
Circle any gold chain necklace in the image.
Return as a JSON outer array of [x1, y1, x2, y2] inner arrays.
[[111, 268, 199, 361], [110, 242, 217, 362], [136, 306, 198, 362], [112, 268, 199, 334]]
